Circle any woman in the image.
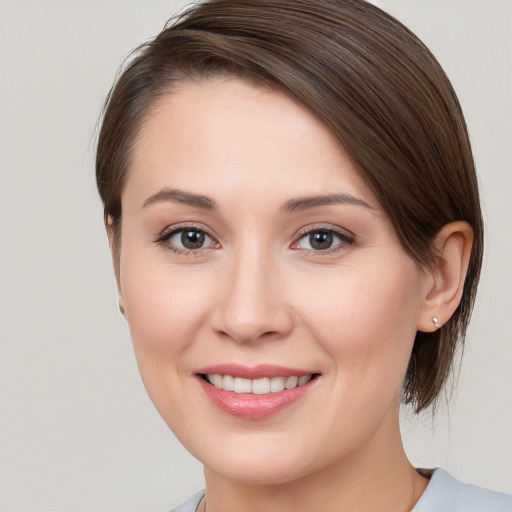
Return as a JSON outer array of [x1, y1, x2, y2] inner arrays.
[[96, 1, 512, 510]]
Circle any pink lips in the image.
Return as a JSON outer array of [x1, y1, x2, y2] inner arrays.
[[196, 364, 318, 419]]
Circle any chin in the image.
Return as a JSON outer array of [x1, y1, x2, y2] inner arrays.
[[204, 454, 317, 486], [181, 427, 345, 487]]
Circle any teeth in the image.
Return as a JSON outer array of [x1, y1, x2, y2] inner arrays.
[[233, 377, 252, 393], [270, 376, 285, 392], [223, 375, 234, 391], [298, 375, 312, 386], [285, 376, 298, 389], [206, 373, 314, 394], [252, 378, 271, 394]]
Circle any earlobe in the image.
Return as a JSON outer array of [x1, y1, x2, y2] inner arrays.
[[417, 221, 473, 332]]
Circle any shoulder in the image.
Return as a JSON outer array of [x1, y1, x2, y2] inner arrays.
[[168, 473, 512, 512], [413, 468, 512, 512], [169, 490, 205, 512]]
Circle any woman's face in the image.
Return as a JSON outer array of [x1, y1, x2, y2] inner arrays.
[[118, 77, 430, 484]]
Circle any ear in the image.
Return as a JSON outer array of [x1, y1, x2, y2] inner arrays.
[[105, 214, 125, 316], [417, 221, 473, 332]]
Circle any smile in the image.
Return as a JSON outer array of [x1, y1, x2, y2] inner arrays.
[[196, 365, 320, 419], [203, 374, 313, 394]]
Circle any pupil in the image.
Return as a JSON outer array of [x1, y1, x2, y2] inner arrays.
[[310, 231, 333, 250], [181, 230, 205, 249]]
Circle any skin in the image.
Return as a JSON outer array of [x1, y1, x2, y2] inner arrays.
[[112, 77, 472, 512]]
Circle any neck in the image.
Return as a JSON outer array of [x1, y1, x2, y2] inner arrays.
[[202, 416, 428, 512]]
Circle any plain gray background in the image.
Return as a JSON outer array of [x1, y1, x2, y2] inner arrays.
[[1, 1, 511, 510]]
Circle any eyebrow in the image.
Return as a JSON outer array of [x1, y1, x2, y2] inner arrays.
[[142, 188, 372, 214], [142, 188, 218, 211], [281, 193, 373, 214]]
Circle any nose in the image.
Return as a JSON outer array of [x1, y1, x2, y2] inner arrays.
[[210, 245, 294, 344]]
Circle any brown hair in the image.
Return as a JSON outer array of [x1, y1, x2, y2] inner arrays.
[[96, 0, 483, 412]]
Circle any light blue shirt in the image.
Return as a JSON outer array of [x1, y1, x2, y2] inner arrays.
[[170, 468, 512, 511], [413, 468, 512, 511]]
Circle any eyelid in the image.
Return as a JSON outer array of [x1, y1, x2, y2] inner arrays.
[[153, 222, 355, 255], [294, 223, 355, 239], [290, 224, 356, 252], [153, 222, 220, 254], [157, 221, 213, 238]]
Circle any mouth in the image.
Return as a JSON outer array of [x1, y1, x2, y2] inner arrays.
[[196, 365, 321, 419], [200, 373, 317, 394]]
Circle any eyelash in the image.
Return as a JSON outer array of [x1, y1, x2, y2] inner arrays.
[[153, 224, 219, 256], [292, 225, 356, 255], [153, 224, 356, 257]]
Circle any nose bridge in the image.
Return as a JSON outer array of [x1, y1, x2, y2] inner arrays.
[[213, 239, 292, 343]]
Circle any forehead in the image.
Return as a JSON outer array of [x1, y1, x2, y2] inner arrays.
[[125, 77, 375, 209]]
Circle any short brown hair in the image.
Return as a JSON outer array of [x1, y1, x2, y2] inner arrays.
[[96, 0, 483, 412]]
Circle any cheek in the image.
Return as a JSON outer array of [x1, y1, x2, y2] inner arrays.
[[297, 258, 421, 388], [119, 241, 212, 379]]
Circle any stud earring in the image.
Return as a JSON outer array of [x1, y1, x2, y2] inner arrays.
[[432, 316, 440, 329]]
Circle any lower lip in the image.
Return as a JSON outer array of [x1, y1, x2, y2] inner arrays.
[[197, 377, 316, 419]]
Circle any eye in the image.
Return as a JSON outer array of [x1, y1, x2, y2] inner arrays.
[[170, 229, 210, 250], [155, 226, 218, 254], [293, 228, 353, 252]]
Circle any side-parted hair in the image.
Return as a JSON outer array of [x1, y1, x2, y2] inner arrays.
[[96, 0, 483, 412]]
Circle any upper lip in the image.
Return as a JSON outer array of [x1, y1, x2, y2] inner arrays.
[[195, 364, 318, 379]]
